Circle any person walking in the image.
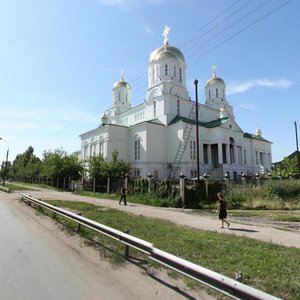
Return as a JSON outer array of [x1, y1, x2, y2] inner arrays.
[[216, 192, 230, 228], [119, 185, 127, 205]]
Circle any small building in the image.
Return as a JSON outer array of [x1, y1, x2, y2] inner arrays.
[[79, 27, 272, 180]]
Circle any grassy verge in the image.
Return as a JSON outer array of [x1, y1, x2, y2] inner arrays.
[[43, 200, 299, 299], [4, 182, 38, 191], [229, 210, 300, 222]]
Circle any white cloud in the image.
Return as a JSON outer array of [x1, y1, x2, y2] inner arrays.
[[227, 78, 292, 95]]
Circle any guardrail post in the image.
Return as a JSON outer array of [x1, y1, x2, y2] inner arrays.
[[124, 229, 129, 258], [77, 213, 82, 233]]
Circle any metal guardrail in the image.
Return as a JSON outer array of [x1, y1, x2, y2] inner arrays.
[[0, 185, 10, 193], [20, 193, 281, 300]]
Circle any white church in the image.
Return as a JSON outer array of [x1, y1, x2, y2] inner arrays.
[[79, 27, 272, 180]]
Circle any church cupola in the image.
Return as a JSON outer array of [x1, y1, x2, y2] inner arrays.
[[205, 65, 228, 107], [112, 72, 132, 115], [148, 26, 187, 90]]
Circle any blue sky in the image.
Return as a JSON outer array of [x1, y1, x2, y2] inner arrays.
[[0, 0, 299, 164]]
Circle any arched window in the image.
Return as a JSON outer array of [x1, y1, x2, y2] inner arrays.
[[165, 64, 168, 76], [216, 88, 219, 98], [153, 100, 156, 117], [174, 66, 176, 77], [208, 90, 211, 99], [118, 92, 121, 101], [179, 67, 182, 82]]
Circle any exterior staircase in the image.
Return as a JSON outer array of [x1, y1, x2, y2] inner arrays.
[[169, 103, 197, 179]]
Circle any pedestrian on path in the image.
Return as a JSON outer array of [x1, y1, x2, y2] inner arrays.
[[119, 185, 127, 205], [216, 192, 230, 229]]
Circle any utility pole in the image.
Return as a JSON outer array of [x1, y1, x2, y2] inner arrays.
[[194, 79, 200, 184], [0, 138, 9, 186], [294, 121, 300, 178]]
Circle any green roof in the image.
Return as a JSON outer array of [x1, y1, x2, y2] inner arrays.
[[168, 116, 229, 128], [243, 132, 272, 143]]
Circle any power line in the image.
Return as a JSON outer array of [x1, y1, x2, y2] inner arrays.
[[188, 0, 294, 70], [62, 0, 294, 141]]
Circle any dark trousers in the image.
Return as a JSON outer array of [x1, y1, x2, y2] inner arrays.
[[119, 194, 127, 205]]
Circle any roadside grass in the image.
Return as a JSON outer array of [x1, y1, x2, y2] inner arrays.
[[44, 200, 299, 300], [229, 210, 300, 222], [4, 182, 37, 191]]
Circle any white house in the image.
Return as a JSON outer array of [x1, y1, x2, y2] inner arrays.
[[79, 27, 272, 180]]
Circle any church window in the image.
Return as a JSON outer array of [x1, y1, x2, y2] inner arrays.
[[133, 169, 140, 177], [190, 141, 196, 160], [118, 92, 121, 101], [165, 64, 168, 76], [177, 99, 180, 115], [255, 151, 259, 165], [229, 137, 235, 164], [222, 144, 227, 164], [134, 140, 141, 160], [209, 90, 211, 99], [216, 88, 219, 98], [203, 144, 208, 164], [260, 152, 265, 167], [153, 101, 156, 117], [99, 142, 104, 155], [174, 66, 176, 77], [244, 149, 247, 164], [190, 170, 197, 178], [179, 67, 182, 82], [126, 93, 128, 102], [237, 146, 242, 164], [152, 66, 154, 84]]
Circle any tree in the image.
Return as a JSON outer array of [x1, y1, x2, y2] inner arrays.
[[41, 148, 83, 180], [273, 156, 298, 178], [87, 154, 105, 180], [9, 146, 41, 179], [104, 150, 130, 180]]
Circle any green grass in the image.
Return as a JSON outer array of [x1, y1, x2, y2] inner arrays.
[[4, 182, 38, 191], [229, 210, 300, 222], [45, 200, 300, 299]]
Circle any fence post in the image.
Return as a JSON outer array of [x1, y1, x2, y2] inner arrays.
[[179, 173, 186, 207], [93, 177, 96, 193], [203, 173, 209, 198], [77, 213, 82, 233], [124, 229, 129, 258], [147, 173, 153, 192]]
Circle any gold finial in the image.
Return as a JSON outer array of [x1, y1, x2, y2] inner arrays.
[[162, 25, 171, 47], [212, 65, 217, 78]]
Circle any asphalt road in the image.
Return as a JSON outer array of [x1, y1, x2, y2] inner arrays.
[[0, 192, 202, 300]]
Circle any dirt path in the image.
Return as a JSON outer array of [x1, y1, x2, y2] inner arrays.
[[19, 189, 300, 249]]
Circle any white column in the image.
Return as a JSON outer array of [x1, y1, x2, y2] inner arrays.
[[218, 142, 223, 164]]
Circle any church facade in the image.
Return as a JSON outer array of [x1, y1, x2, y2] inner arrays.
[[79, 28, 272, 180]]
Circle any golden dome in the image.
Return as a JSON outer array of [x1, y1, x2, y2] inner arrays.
[[113, 79, 131, 89], [149, 45, 185, 63], [205, 75, 225, 87]]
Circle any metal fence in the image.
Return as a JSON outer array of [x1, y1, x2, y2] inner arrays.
[[20, 192, 281, 300]]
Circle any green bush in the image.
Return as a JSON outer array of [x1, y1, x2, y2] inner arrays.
[[263, 180, 300, 201], [225, 185, 248, 209]]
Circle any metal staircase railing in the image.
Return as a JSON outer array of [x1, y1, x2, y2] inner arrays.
[[169, 103, 196, 179]]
